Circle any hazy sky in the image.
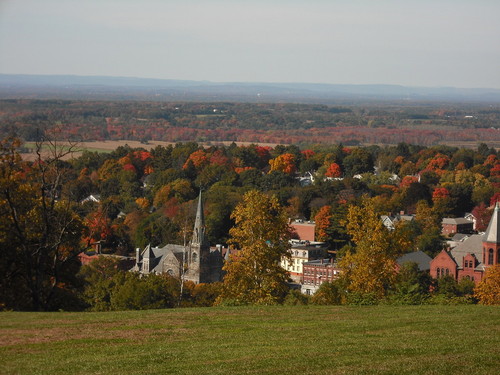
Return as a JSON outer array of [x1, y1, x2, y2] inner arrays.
[[1, 0, 499, 88]]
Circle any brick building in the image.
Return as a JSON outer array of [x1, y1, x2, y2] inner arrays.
[[301, 259, 340, 295], [431, 202, 500, 284], [441, 217, 474, 236]]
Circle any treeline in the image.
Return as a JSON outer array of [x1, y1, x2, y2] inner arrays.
[[1, 136, 500, 310], [1, 100, 500, 145]]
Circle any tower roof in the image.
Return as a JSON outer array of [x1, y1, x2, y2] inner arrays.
[[142, 244, 154, 259], [484, 202, 500, 243], [192, 190, 208, 246]]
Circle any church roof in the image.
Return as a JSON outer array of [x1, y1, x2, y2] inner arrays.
[[450, 234, 484, 269], [483, 202, 500, 244], [396, 251, 432, 271]]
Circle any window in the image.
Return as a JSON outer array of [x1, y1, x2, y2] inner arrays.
[[445, 268, 449, 276], [192, 252, 198, 263], [437, 268, 440, 278], [489, 249, 494, 265]]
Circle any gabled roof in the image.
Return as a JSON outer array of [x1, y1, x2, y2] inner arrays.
[[450, 234, 484, 269], [483, 202, 500, 244], [397, 251, 432, 272], [442, 218, 473, 225]]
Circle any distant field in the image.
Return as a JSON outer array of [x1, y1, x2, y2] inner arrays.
[[1, 305, 498, 375], [20, 139, 500, 162], [20, 140, 280, 161]]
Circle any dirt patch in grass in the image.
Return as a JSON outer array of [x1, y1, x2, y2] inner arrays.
[[0, 318, 189, 347]]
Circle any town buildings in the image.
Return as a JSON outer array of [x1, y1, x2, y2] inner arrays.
[[281, 241, 327, 283]]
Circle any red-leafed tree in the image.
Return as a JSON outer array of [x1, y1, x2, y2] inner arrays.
[[432, 187, 450, 202], [472, 202, 492, 232], [301, 149, 315, 159], [324, 162, 342, 178], [490, 192, 500, 207]]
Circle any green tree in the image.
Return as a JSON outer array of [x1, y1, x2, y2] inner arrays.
[[218, 190, 291, 305], [389, 262, 432, 305]]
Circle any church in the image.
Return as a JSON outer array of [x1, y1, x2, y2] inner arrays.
[[430, 202, 500, 284], [131, 192, 223, 283]]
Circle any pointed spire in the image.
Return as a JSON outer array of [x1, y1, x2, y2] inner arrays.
[[142, 244, 154, 259], [484, 202, 500, 243], [192, 190, 207, 246]]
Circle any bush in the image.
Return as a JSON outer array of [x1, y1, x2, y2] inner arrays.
[[283, 289, 309, 306], [310, 281, 344, 305]]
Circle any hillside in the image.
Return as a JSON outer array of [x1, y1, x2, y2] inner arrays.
[[1, 305, 498, 374], [2, 74, 500, 103]]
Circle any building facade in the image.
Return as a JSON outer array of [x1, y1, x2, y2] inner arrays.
[[301, 259, 340, 295]]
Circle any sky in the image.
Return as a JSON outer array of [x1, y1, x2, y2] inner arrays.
[[1, 0, 499, 88]]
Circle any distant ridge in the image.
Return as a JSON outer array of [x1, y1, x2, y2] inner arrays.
[[1, 74, 500, 103]]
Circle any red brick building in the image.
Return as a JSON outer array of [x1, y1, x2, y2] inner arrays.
[[431, 203, 500, 284], [300, 259, 340, 295], [441, 218, 474, 236]]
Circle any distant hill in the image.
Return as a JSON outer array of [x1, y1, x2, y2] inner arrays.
[[1, 73, 500, 103]]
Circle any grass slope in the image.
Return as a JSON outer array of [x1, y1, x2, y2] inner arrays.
[[1, 305, 499, 375]]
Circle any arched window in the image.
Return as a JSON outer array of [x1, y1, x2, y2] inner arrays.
[[445, 268, 449, 276], [489, 249, 494, 265], [192, 252, 198, 263], [437, 268, 440, 278]]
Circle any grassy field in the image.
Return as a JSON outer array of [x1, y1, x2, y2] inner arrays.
[[0, 305, 499, 375]]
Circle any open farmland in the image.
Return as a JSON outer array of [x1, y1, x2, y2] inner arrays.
[[1, 305, 498, 375]]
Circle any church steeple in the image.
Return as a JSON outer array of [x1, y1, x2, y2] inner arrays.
[[484, 202, 500, 244], [191, 190, 208, 246], [482, 201, 500, 267]]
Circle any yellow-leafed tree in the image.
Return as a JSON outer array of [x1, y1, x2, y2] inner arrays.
[[475, 264, 500, 305], [218, 190, 291, 305], [339, 196, 409, 300]]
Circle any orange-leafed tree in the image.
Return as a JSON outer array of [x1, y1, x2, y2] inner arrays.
[[269, 153, 296, 175], [314, 205, 333, 241], [83, 208, 113, 246], [183, 149, 209, 170]]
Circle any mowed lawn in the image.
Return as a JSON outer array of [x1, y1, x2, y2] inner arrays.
[[1, 305, 499, 375]]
